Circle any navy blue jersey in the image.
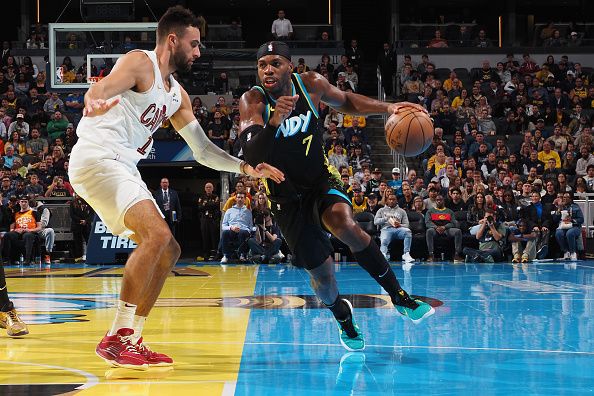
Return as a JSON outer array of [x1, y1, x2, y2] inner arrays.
[[253, 73, 341, 201]]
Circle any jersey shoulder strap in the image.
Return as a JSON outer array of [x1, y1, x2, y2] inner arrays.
[[292, 73, 319, 118]]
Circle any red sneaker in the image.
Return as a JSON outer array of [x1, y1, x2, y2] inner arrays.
[[136, 337, 174, 366], [95, 328, 149, 370]]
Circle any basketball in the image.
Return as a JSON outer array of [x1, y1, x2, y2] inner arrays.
[[385, 108, 434, 156]]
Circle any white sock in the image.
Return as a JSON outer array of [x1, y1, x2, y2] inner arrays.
[[108, 300, 137, 336], [131, 315, 147, 344]]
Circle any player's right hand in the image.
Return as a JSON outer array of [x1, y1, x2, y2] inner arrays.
[[84, 97, 120, 117], [269, 95, 299, 127]]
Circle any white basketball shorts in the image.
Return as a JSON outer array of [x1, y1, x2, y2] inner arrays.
[[68, 139, 161, 237]]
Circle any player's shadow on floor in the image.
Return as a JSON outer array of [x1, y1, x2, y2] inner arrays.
[[105, 366, 174, 380]]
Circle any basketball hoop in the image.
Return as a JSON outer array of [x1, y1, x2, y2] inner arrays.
[[88, 76, 103, 84]]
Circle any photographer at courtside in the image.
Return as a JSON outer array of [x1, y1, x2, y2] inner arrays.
[[462, 208, 508, 263]]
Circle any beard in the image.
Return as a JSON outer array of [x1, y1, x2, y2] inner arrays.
[[173, 48, 192, 73]]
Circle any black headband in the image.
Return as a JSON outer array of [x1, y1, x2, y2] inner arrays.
[[256, 41, 291, 61]]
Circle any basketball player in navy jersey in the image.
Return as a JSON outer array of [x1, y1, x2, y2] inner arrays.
[[239, 41, 434, 351]]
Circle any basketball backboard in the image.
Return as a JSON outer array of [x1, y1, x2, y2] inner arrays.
[[48, 22, 157, 90]]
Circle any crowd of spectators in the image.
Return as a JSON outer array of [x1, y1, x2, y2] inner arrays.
[[3, 26, 594, 265]]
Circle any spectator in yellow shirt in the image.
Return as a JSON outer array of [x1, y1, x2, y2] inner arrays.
[[342, 114, 366, 128], [537, 140, 561, 168]]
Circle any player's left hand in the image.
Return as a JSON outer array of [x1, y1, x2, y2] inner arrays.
[[388, 102, 428, 115], [246, 163, 285, 184]]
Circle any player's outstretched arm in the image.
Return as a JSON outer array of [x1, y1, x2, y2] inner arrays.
[[83, 52, 151, 117], [303, 71, 426, 116], [170, 88, 284, 183]]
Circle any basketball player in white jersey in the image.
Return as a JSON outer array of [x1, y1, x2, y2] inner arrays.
[[69, 6, 284, 370]]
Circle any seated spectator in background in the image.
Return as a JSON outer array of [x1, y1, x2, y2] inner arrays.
[[523, 191, 552, 258], [387, 167, 402, 191], [351, 187, 368, 215], [223, 180, 252, 211], [220, 192, 252, 263], [509, 219, 538, 263], [542, 159, 560, 182], [374, 193, 414, 263], [424, 186, 439, 209], [364, 168, 382, 194], [543, 30, 566, 47], [567, 31, 582, 47], [398, 182, 416, 210], [44, 175, 71, 199], [344, 63, 358, 91], [575, 176, 591, 194], [24, 173, 43, 196], [6, 131, 26, 157], [425, 195, 463, 262], [2, 146, 20, 170], [576, 146, 594, 176], [473, 29, 493, 48], [3, 196, 41, 265], [64, 92, 84, 124], [248, 209, 282, 263], [427, 30, 448, 48], [328, 141, 349, 170], [210, 97, 231, 116], [463, 208, 507, 262], [538, 140, 561, 168], [446, 187, 466, 212], [412, 195, 426, 216], [553, 192, 583, 261], [324, 108, 343, 129], [24, 127, 48, 164], [8, 114, 29, 139], [32, 198, 55, 264], [46, 111, 68, 142], [43, 92, 65, 116], [366, 192, 382, 215], [349, 145, 370, 173], [50, 146, 67, 176], [520, 53, 539, 76]]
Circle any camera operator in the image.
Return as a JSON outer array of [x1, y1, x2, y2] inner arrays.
[[463, 208, 507, 263], [247, 209, 283, 263]]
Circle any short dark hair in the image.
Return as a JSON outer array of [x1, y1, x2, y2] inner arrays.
[[157, 6, 203, 42]]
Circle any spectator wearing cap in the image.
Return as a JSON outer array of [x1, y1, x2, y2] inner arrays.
[[567, 31, 582, 47], [336, 72, 355, 92], [328, 141, 349, 170], [366, 192, 383, 215], [271, 10, 293, 40], [7, 113, 29, 140], [387, 167, 402, 191], [365, 168, 382, 194], [344, 62, 358, 91], [374, 193, 414, 263]]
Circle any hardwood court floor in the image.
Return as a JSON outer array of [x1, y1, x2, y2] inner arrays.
[[0, 260, 592, 395]]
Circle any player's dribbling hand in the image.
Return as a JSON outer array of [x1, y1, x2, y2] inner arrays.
[[388, 102, 428, 115], [84, 97, 120, 117], [268, 95, 299, 127], [245, 163, 285, 184]]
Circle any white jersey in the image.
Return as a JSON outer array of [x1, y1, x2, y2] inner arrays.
[[73, 50, 182, 166]]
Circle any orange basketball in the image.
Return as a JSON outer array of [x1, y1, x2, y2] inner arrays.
[[385, 108, 434, 156]]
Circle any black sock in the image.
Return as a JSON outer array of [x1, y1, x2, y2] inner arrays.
[[324, 296, 358, 338], [353, 240, 418, 308], [0, 266, 13, 312]]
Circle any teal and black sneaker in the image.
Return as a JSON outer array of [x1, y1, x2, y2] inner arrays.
[[395, 295, 435, 325], [336, 299, 365, 352]]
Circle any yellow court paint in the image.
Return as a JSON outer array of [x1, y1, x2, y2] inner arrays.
[[0, 265, 258, 395]]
